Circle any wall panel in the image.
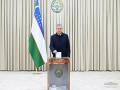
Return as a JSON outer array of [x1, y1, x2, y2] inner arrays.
[[0, 0, 120, 71]]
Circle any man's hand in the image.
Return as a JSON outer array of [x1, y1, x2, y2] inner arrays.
[[53, 50, 57, 53]]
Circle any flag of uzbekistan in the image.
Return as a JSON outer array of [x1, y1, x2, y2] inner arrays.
[[29, 0, 47, 68]]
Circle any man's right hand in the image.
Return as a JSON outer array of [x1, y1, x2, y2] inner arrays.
[[53, 50, 57, 53]]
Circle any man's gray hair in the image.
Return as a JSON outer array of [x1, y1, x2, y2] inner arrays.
[[56, 24, 62, 28]]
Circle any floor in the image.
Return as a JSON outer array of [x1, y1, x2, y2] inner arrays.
[[0, 71, 120, 90]]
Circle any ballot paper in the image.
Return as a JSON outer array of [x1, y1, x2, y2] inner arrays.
[[49, 85, 56, 90], [55, 52, 62, 58], [49, 85, 67, 90]]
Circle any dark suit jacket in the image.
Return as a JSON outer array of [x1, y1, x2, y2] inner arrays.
[[50, 33, 70, 57]]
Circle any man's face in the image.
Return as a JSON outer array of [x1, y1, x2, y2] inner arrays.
[[56, 25, 62, 34]]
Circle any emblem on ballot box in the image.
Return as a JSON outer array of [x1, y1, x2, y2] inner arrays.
[[51, 0, 63, 13], [55, 68, 63, 78]]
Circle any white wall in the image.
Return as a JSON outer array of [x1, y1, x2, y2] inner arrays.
[[0, 0, 120, 71]]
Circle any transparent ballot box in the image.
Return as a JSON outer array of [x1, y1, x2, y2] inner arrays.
[[47, 57, 70, 90]]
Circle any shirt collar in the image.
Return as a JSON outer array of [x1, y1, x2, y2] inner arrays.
[[56, 32, 63, 36]]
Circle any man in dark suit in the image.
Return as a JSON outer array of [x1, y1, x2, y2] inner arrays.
[[50, 24, 70, 57]]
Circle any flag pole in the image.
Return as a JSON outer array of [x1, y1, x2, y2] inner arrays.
[[32, 67, 40, 74], [35, 67, 39, 72]]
